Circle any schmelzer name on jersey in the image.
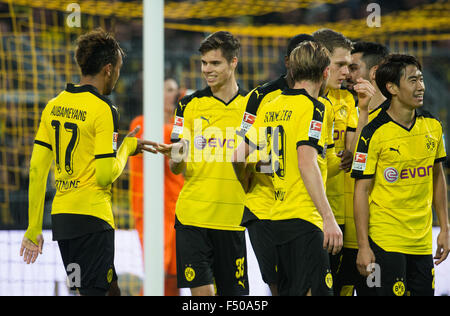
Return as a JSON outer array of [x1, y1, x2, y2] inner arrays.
[[264, 110, 293, 123], [50, 105, 87, 122]]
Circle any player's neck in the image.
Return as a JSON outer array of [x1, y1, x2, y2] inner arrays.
[[368, 90, 386, 112], [79, 76, 106, 95], [293, 81, 321, 99], [387, 99, 416, 129], [210, 78, 239, 104]]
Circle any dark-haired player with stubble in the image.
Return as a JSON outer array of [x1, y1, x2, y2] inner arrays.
[[20, 28, 157, 296], [352, 54, 449, 296]]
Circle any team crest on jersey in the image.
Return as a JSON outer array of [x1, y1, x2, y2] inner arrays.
[[425, 135, 436, 152], [172, 116, 184, 135], [352, 152, 367, 171], [308, 120, 322, 139], [112, 132, 118, 151], [240, 112, 256, 133]]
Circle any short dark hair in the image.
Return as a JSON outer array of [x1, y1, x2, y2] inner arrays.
[[289, 41, 330, 83], [352, 41, 389, 70], [198, 31, 240, 62], [75, 28, 124, 76], [375, 54, 422, 99], [286, 34, 315, 57], [312, 28, 353, 54]]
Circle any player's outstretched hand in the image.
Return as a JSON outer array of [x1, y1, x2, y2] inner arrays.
[[155, 140, 188, 162], [127, 125, 159, 155], [20, 234, 44, 264]]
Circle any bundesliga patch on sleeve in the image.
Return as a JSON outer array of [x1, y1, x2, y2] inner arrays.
[[240, 112, 257, 133], [172, 116, 184, 135], [352, 152, 368, 171], [308, 120, 322, 139], [112, 132, 118, 151]]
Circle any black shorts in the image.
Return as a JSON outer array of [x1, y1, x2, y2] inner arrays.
[[334, 247, 376, 296], [274, 219, 333, 296], [244, 208, 278, 286], [370, 238, 434, 296], [57, 229, 118, 296], [175, 217, 249, 296]]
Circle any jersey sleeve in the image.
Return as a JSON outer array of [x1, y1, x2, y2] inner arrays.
[[295, 98, 326, 155], [94, 103, 119, 159], [237, 88, 261, 137], [34, 108, 52, 150], [244, 108, 267, 150], [435, 126, 447, 163], [346, 103, 358, 132], [351, 126, 380, 179], [171, 96, 193, 143]]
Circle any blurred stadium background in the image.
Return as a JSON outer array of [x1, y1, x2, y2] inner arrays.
[[0, 0, 449, 295]]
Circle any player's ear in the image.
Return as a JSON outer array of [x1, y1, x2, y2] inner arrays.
[[323, 66, 330, 80], [230, 56, 238, 70], [103, 63, 113, 77], [386, 82, 398, 97], [369, 65, 378, 82]]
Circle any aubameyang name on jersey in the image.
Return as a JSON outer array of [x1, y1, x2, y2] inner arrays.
[[50, 105, 87, 121], [264, 110, 292, 123]]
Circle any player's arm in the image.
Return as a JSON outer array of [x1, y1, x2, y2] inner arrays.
[[348, 79, 375, 154], [433, 161, 449, 265], [157, 139, 189, 175], [354, 177, 376, 276], [297, 145, 343, 255], [96, 126, 157, 187], [232, 140, 256, 192], [21, 142, 53, 264]]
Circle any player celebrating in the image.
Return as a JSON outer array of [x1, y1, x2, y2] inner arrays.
[[233, 41, 342, 296], [20, 28, 157, 296], [352, 54, 449, 296], [156, 31, 249, 296]]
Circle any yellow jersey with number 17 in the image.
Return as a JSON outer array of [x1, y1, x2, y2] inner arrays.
[[33, 84, 119, 236]]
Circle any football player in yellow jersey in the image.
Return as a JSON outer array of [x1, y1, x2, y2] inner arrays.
[[312, 29, 362, 292], [155, 31, 249, 296], [336, 41, 389, 296], [236, 33, 341, 296], [353, 54, 449, 296], [20, 29, 157, 296], [233, 41, 343, 296]]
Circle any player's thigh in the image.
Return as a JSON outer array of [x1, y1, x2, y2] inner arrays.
[[406, 254, 434, 296], [175, 219, 214, 289], [210, 229, 249, 296], [58, 229, 117, 296], [370, 238, 407, 296], [276, 221, 333, 296], [246, 218, 278, 286]]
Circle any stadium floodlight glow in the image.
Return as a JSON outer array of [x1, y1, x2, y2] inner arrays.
[[143, 0, 165, 296]]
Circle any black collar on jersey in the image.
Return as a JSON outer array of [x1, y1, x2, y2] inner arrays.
[[282, 88, 310, 96], [369, 98, 391, 115], [201, 85, 247, 106], [379, 101, 422, 132], [65, 83, 114, 107]]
